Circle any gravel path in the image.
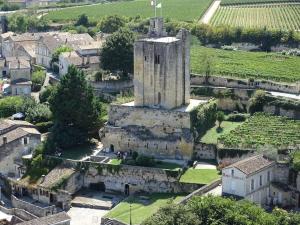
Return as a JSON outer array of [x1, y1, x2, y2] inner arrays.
[[200, 0, 221, 24]]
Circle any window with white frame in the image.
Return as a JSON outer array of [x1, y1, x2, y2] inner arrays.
[[267, 171, 271, 182], [23, 137, 29, 145]]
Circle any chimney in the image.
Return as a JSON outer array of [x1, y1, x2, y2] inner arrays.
[[3, 136, 7, 145], [41, 175, 46, 183]]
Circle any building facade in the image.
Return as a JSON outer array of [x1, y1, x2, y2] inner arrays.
[[222, 155, 276, 206], [0, 120, 41, 178]]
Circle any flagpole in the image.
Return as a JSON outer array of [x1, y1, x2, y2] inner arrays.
[[160, 0, 162, 17], [155, 0, 157, 17]]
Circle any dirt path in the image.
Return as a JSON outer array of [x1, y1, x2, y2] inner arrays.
[[200, 0, 221, 24]]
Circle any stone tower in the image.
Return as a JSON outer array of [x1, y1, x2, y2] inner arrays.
[[134, 17, 190, 109]]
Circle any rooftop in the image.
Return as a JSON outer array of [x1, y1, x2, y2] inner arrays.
[[226, 155, 275, 176], [141, 37, 179, 43], [8, 58, 31, 70], [122, 99, 207, 112], [38, 166, 76, 189]]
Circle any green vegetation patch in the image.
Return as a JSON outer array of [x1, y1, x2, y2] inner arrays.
[[292, 151, 300, 172], [46, 0, 213, 22], [211, 4, 300, 31], [218, 113, 300, 150], [179, 168, 220, 184], [220, 0, 299, 5], [201, 121, 243, 144], [105, 193, 184, 225], [190, 41, 300, 82], [58, 142, 97, 160]]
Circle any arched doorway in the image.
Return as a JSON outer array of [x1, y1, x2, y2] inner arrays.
[[110, 144, 114, 152], [124, 184, 130, 196]]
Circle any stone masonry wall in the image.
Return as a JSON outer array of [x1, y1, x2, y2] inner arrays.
[[103, 105, 194, 160], [81, 164, 201, 194], [191, 75, 299, 94], [194, 142, 216, 160], [11, 195, 56, 217]]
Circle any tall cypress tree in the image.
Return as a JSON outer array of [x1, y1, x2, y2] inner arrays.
[[49, 65, 99, 149]]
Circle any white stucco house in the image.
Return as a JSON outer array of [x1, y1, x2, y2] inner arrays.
[[222, 155, 276, 206]]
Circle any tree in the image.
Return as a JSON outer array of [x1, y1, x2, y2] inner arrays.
[[216, 111, 225, 128], [0, 96, 24, 118], [98, 15, 125, 33], [32, 70, 46, 92], [49, 65, 100, 149], [100, 28, 135, 75], [25, 103, 52, 124], [75, 14, 89, 27], [51, 45, 73, 69], [39, 85, 57, 103]]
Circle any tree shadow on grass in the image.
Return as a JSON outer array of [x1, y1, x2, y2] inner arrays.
[[216, 127, 223, 133]]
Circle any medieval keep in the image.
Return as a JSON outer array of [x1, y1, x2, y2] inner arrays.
[[102, 17, 205, 160]]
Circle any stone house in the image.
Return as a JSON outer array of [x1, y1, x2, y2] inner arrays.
[[0, 119, 41, 178], [58, 51, 100, 77], [7, 57, 32, 96], [222, 155, 276, 206], [1, 33, 40, 64], [36, 35, 61, 69]]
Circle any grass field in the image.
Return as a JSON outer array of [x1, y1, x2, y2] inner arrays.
[[105, 193, 183, 225], [190, 39, 300, 82], [46, 0, 213, 22], [218, 113, 300, 149], [220, 0, 299, 5], [210, 4, 300, 30], [179, 168, 220, 184], [200, 121, 243, 144]]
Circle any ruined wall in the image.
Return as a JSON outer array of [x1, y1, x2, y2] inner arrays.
[[11, 195, 56, 217], [103, 105, 194, 160], [273, 163, 290, 185], [191, 75, 299, 94], [194, 142, 216, 160], [82, 164, 201, 194], [263, 105, 300, 120], [90, 80, 133, 94]]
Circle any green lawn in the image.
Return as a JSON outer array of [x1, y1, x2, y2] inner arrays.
[[46, 0, 213, 22], [190, 38, 300, 83], [108, 158, 122, 165], [180, 168, 220, 184], [200, 121, 243, 144], [154, 161, 182, 171], [58, 143, 97, 160], [105, 193, 184, 225]]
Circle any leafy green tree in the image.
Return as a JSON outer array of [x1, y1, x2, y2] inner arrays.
[[39, 85, 57, 103], [76, 25, 88, 34], [100, 28, 135, 75], [51, 45, 73, 65], [49, 65, 100, 149], [98, 15, 125, 33], [0, 96, 24, 117], [216, 111, 225, 128], [32, 70, 46, 92], [143, 204, 200, 225], [248, 90, 267, 114], [25, 103, 52, 124], [75, 14, 89, 27]]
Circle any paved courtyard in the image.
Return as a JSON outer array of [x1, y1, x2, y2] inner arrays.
[[67, 207, 109, 225]]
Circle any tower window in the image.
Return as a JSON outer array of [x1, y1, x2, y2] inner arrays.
[[154, 55, 160, 64]]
